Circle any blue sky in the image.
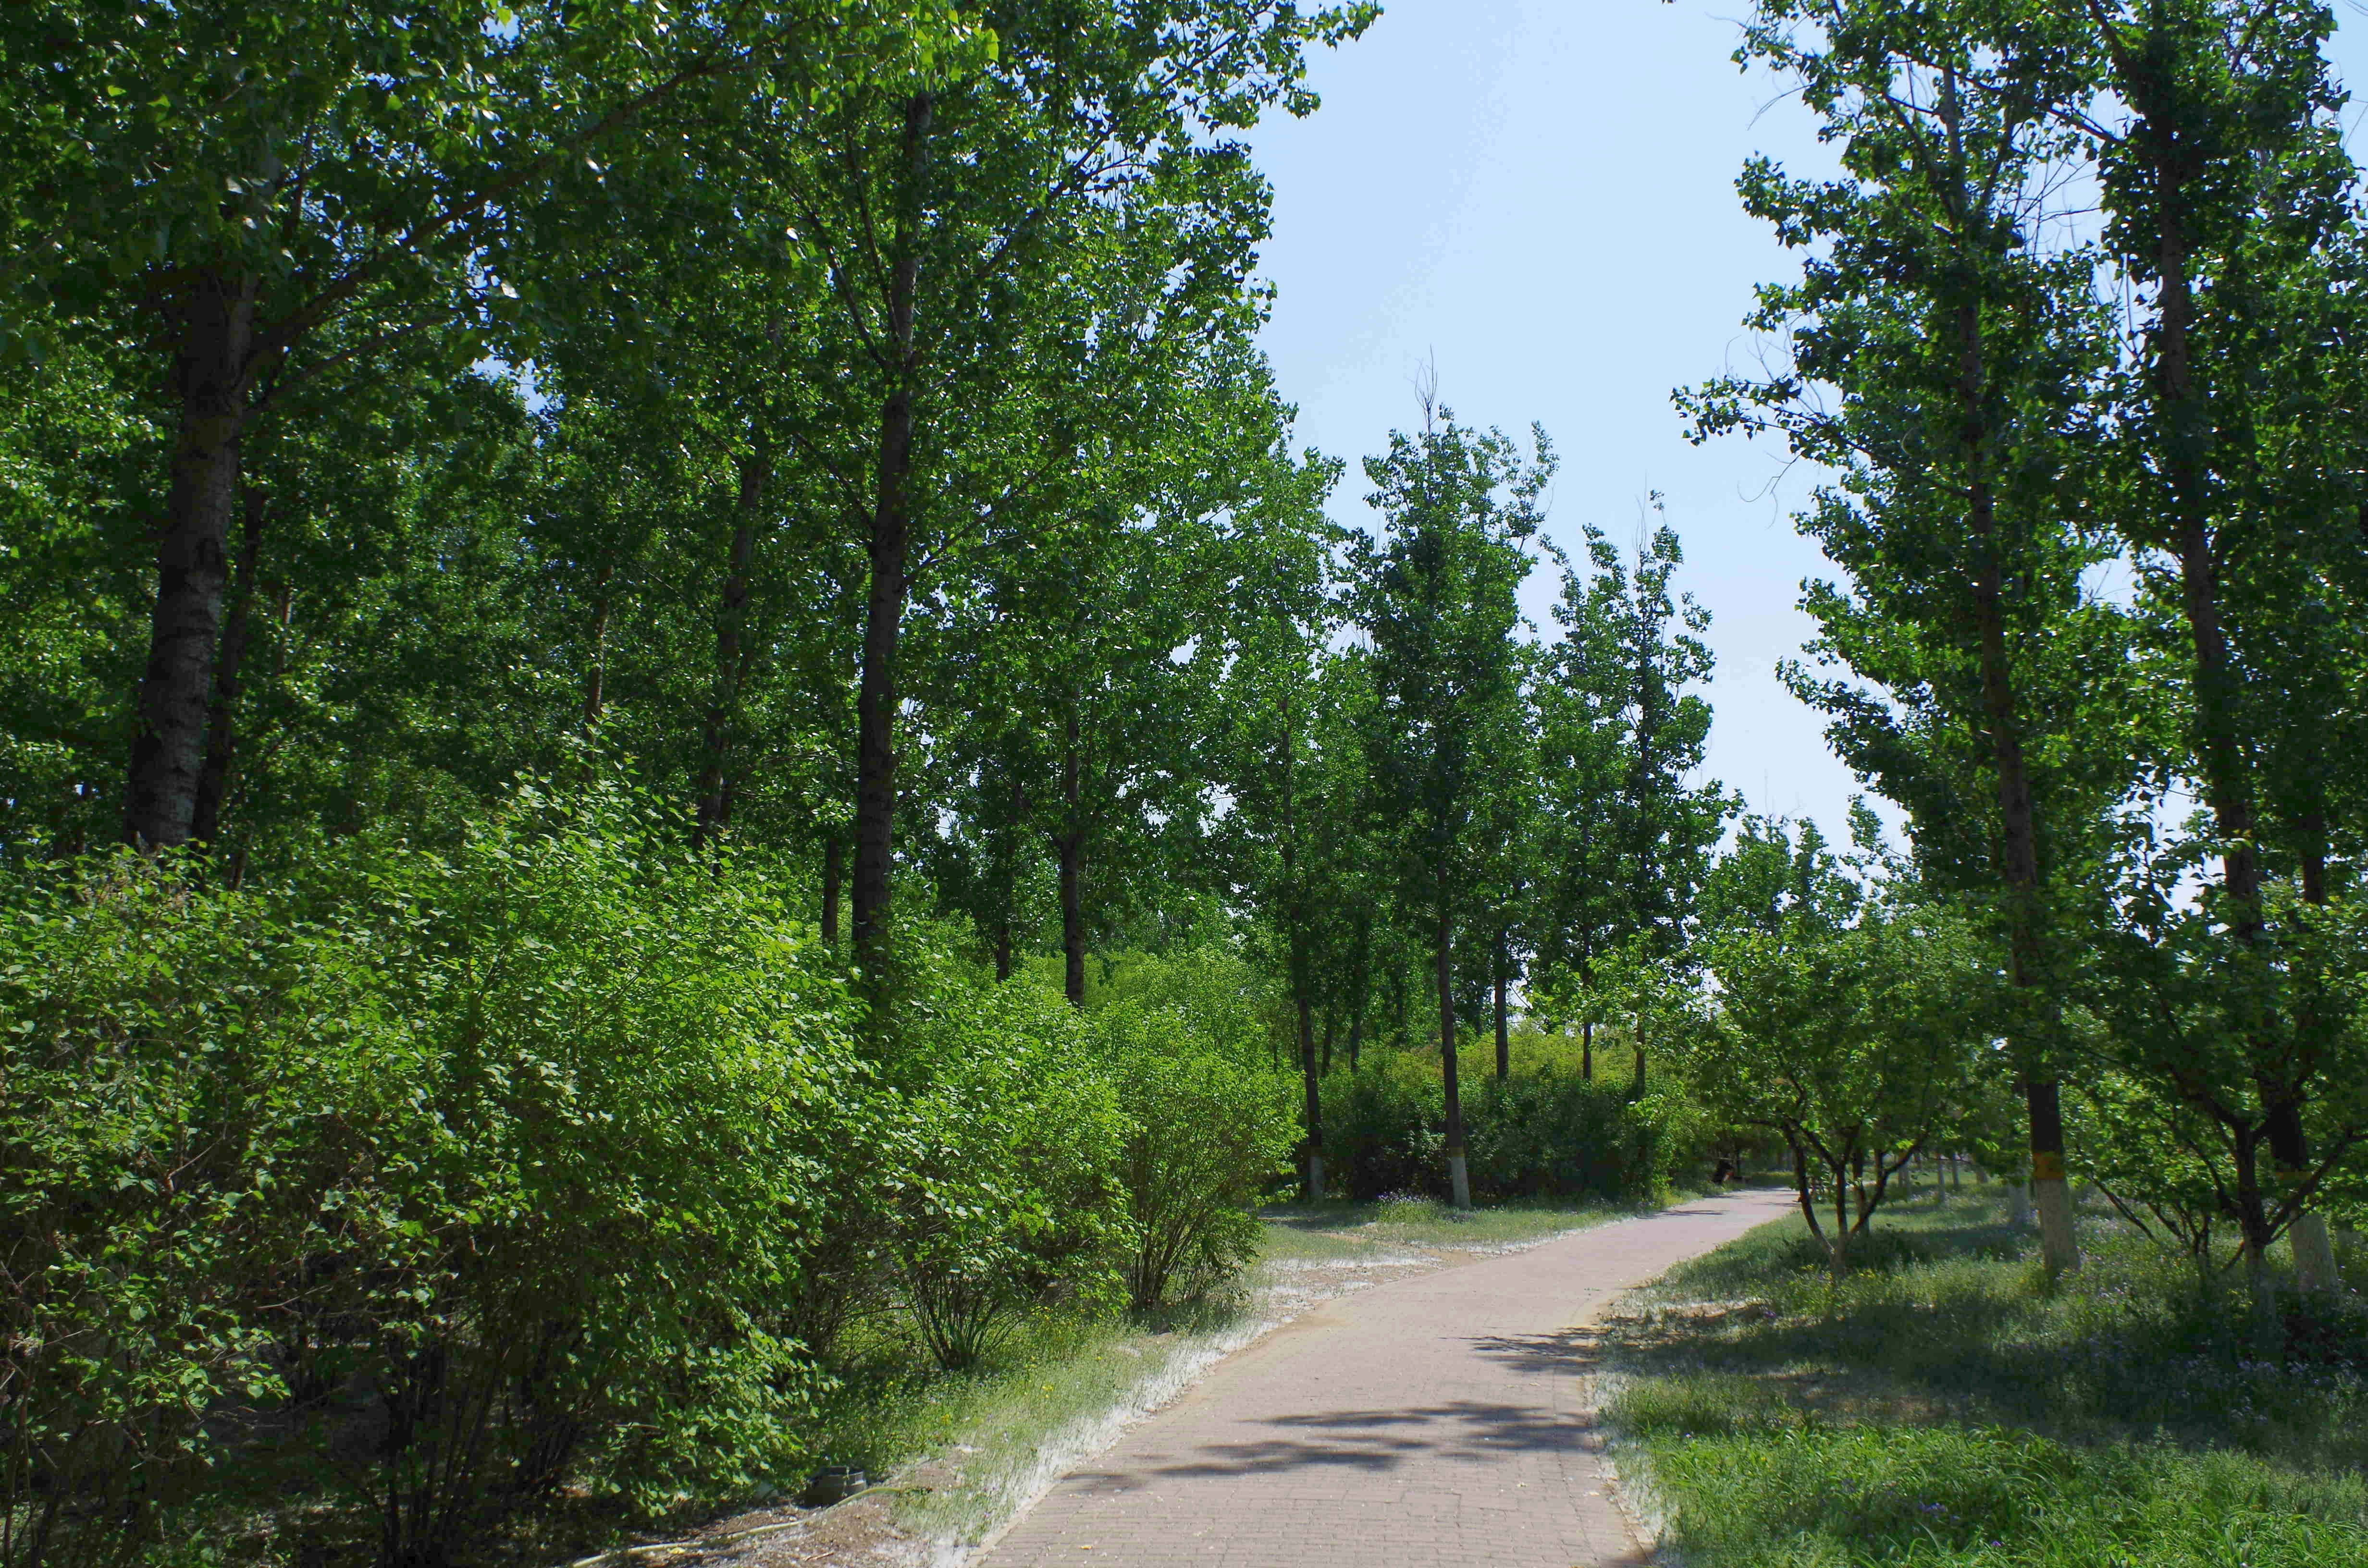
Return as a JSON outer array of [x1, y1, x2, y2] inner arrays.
[[1244, 0, 2368, 839]]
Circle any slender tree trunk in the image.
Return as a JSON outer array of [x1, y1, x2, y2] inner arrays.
[[1347, 924, 1369, 1071], [1437, 881, 1469, 1210], [851, 92, 934, 969], [1298, 985, 1324, 1200], [1282, 685, 1323, 1197], [1347, 978, 1364, 1073], [1791, 1143, 1816, 1230], [127, 271, 261, 848], [1950, 256, 2080, 1273], [2136, 101, 2316, 1298], [1059, 708, 1085, 1006], [993, 917, 1012, 982], [1832, 1164, 1853, 1278], [2286, 828, 2340, 1289], [190, 485, 268, 847], [1058, 832, 1085, 1005], [1493, 931, 1510, 1081], [822, 833, 843, 945], [581, 566, 614, 729], [1581, 1018, 1593, 1081], [694, 444, 769, 847]]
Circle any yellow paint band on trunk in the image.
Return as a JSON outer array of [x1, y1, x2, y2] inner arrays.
[[2031, 1153, 2066, 1182]]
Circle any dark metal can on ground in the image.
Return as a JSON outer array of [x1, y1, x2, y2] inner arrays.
[[801, 1465, 868, 1507]]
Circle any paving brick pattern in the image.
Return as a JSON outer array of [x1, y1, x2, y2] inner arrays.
[[976, 1188, 1797, 1568]]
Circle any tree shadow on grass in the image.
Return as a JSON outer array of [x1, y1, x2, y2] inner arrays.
[[1610, 1204, 2368, 1471]]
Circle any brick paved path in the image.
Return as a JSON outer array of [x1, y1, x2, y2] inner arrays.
[[974, 1187, 1796, 1568]]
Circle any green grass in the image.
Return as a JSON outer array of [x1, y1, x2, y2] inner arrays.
[[1603, 1188, 2368, 1567], [808, 1293, 1253, 1547], [1260, 1188, 1652, 1254]]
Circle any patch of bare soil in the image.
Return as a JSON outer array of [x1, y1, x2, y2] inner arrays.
[[552, 1480, 937, 1568]]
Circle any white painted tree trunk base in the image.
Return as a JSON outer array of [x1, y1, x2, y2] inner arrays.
[[1448, 1155, 1471, 1212], [2034, 1176, 2080, 1274], [2291, 1211, 2339, 1292]]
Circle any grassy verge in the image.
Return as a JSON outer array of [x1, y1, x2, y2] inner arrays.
[[808, 1295, 1253, 1550], [1602, 1187, 2368, 1568], [1263, 1188, 1677, 1255]]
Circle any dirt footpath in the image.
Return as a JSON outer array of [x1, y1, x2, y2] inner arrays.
[[974, 1187, 1797, 1568]]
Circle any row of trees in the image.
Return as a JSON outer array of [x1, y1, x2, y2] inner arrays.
[[3, 0, 1745, 1203], [0, 4, 1752, 1559], [1682, 0, 2368, 1287]]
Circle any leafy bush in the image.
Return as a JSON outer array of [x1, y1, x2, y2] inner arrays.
[[1466, 1073, 1673, 1200], [891, 980, 1127, 1370], [1319, 1056, 1445, 1199], [1319, 1051, 1671, 1202], [1091, 1003, 1296, 1311], [1082, 946, 1283, 1065], [0, 782, 869, 1567]]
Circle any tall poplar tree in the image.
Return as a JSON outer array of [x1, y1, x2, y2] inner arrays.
[[1696, 0, 2114, 1273], [1355, 395, 1550, 1209]]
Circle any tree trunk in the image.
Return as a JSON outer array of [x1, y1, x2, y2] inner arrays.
[[993, 917, 1012, 982], [190, 485, 268, 847], [1581, 1018, 1593, 1081], [1058, 832, 1085, 1005], [694, 445, 769, 847], [2269, 1101, 2338, 1290], [1298, 983, 1324, 1200], [1347, 926, 1368, 1071], [581, 564, 615, 730], [127, 271, 261, 849], [2285, 833, 2340, 1290], [1437, 883, 1469, 1210], [1059, 708, 1085, 1007], [1492, 933, 1510, 1081], [1832, 1162, 1853, 1279], [1321, 1008, 1334, 1077], [1281, 683, 1322, 1197], [1951, 265, 2080, 1275], [822, 833, 843, 945], [2123, 63, 2319, 1296], [851, 92, 934, 969]]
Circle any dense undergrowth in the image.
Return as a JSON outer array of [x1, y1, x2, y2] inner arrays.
[[1319, 1041, 1688, 1202], [0, 779, 1698, 1568], [0, 783, 1298, 1568], [1606, 1187, 2368, 1567]]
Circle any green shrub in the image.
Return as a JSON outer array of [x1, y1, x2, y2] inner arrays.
[[1467, 1072, 1671, 1200], [892, 980, 1127, 1370], [1319, 1052, 1671, 1202], [1081, 946, 1282, 1065], [0, 782, 869, 1567], [1092, 1003, 1296, 1311], [1320, 1056, 1444, 1199]]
